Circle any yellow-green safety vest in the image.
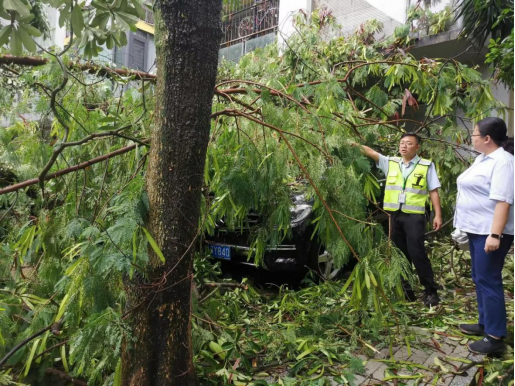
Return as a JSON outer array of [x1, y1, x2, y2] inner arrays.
[[383, 157, 431, 214]]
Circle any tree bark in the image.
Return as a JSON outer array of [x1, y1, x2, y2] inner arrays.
[[121, 1, 222, 385]]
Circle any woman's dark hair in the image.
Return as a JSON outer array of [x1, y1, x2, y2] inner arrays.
[[477, 117, 514, 155]]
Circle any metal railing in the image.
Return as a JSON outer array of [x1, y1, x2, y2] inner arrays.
[[221, 0, 279, 47], [144, 8, 154, 25]]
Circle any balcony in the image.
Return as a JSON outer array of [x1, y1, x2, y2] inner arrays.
[[221, 0, 279, 48]]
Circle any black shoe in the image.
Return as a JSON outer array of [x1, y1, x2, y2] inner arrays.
[[423, 291, 439, 307], [468, 336, 505, 355], [404, 289, 417, 302], [459, 323, 485, 336]]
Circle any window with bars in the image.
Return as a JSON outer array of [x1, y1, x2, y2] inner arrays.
[[112, 31, 148, 72]]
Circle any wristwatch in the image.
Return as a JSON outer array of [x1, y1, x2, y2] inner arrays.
[[490, 233, 503, 239]]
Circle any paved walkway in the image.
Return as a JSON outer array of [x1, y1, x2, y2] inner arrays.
[[260, 327, 485, 385], [356, 327, 484, 386]]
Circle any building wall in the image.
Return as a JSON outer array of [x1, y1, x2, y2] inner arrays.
[[312, 0, 403, 38], [35, 5, 67, 49], [277, 0, 312, 47]]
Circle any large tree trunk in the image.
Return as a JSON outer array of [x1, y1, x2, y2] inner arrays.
[[122, 1, 222, 385]]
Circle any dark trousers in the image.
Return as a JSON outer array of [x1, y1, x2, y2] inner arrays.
[[468, 233, 514, 338], [391, 211, 438, 293]]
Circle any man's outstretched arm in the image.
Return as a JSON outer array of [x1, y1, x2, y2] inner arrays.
[[352, 143, 380, 162]]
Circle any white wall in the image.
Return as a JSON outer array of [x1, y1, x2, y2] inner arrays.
[[35, 6, 67, 49], [483, 68, 514, 136], [312, 0, 403, 38], [364, 0, 408, 23], [277, 0, 312, 48], [408, 0, 455, 13]]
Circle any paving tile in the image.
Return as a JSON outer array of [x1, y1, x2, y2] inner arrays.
[[450, 343, 469, 358], [440, 373, 455, 386], [370, 363, 389, 381], [378, 346, 398, 359], [394, 347, 411, 361], [409, 326, 431, 337], [422, 351, 440, 369], [444, 338, 459, 347], [364, 359, 385, 374], [440, 343, 456, 356], [445, 352, 484, 386], [408, 348, 431, 365], [449, 370, 477, 386], [350, 374, 368, 385]]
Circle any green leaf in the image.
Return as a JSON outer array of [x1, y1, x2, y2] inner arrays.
[[24, 339, 40, 376], [17, 13, 34, 23], [142, 227, 165, 263], [114, 13, 131, 30], [405, 337, 411, 356], [113, 358, 122, 386], [19, 23, 43, 37], [0, 25, 12, 46], [340, 267, 355, 293], [130, 0, 146, 19], [208, 341, 226, 359], [4, 0, 31, 18], [364, 271, 371, 289], [118, 12, 140, 23], [35, 331, 49, 364], [61, 345, 69, 373], [99, 116, 119, 123], [433, 357, 449, 373], [71, 5, 85, 37], [296, 346, 315, 360], [119, 31, 128, 46], [17, 26, 36, 52], [10, 29, 22, 55], [55, 293, 70, 322]]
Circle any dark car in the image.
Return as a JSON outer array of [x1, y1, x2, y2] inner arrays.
[[204, 192, 341, 280]]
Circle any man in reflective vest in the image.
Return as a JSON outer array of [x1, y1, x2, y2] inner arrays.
[[354, 133, 442, 307]]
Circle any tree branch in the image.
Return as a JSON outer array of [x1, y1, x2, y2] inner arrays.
[[203, 282, 248, 290], [0, 55, 157, 81], [45, 368, 87, 386], [0, 145, 138, 196], [0, 321, 61, 367]]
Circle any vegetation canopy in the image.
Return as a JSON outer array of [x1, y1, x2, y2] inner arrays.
[[0, 2, 512, 385]]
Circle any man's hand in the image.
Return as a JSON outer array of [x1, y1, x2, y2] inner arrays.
[[485, 235, 500, 253], [351, 143, 379, 162], [432, 215, 442, 231]]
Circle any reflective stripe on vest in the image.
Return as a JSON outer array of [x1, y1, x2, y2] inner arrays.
[[383, 158, 430, 214], [384, 202, 426, 212], [385, 186, 428, 195]]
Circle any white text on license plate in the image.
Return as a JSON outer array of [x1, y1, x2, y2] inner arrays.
[[210, 245, 231, 260]]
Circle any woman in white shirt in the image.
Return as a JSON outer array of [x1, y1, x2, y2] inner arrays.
[[454, 117, 514, 355]]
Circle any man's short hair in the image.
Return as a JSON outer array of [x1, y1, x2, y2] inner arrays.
[[400, 132, 421, 144]]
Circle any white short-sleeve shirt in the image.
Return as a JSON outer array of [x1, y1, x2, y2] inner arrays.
[[454, 147, 514, 235]]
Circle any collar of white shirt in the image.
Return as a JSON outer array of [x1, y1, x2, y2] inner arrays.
[[477, 147, 504, 162], [401, 154, 420, 167]]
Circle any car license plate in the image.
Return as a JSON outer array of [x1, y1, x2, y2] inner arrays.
[[210, 244, 231, 260]]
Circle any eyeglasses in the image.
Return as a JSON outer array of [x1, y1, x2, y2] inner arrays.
[[471, 134, 482, 137]]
